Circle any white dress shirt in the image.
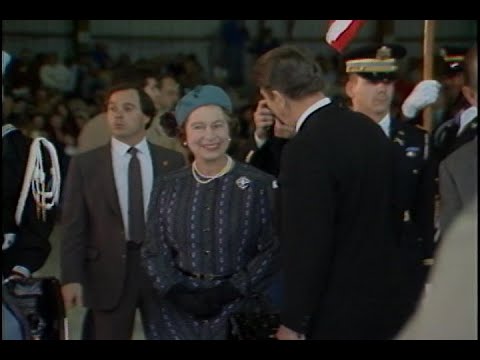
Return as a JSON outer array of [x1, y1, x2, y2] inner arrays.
[[295, 97, 332, 132], [378, 113, 391, 137], [111, 137, 153, 241]]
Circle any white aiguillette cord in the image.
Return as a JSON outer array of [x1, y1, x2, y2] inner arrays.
[[15, 137, 62, 225]]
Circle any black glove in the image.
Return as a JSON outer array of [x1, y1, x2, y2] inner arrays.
[[166, 284, 223, 319], [198, 282, 242, 306]]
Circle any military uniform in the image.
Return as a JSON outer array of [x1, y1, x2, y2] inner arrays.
[[389, 118, 436, 269], [2, 124, 56, 277], [343, 44, 436, 294]]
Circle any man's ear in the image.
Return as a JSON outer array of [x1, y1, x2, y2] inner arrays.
[[271, 89, 286, 109], [462, 85, 477, 107], [345, 76, 355, 99]]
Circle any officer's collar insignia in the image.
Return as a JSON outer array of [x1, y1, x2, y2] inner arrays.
[[394, 137, 404, 146], [236, 176, 251, 190], [272, 180, 279, 189]]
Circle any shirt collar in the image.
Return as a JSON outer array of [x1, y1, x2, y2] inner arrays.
[[378, 113, 391, 137], [295, 97, 332, 132], [111, 137, 149, 156], [458, 106, 477, 135]]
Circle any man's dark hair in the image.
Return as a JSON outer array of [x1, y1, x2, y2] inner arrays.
[[104, 83, 156, 122], [252, 45, 325, 99]]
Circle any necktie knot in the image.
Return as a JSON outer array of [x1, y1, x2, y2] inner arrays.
[[128, 147, 138, 156]]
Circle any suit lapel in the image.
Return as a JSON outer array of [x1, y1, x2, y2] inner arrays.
[[99, 144, 122, 218], [148, 141, 170, 177]]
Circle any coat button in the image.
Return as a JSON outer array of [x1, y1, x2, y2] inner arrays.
[[204, 250, 211, 255], [203, 228, 210, 232], [412, 169, 419, 174]]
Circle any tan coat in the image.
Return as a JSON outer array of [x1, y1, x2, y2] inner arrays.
[[77, 113, 110, 154], [396, 200, 477, 340], [146, 116, 189, 162]]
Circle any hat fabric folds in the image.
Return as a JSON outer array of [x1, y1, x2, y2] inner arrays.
[[174, 85, 232, 126]]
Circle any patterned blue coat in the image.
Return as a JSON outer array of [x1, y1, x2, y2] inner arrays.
[[141, 162, 279, 340]]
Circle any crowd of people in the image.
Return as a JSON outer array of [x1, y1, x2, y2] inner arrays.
[[2, 37, 477, 340]]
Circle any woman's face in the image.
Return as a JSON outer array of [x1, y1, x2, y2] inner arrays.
[[184, 105, 230, 163]]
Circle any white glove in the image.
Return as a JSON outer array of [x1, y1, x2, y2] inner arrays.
[[3, 233, 16, 250], [402, 80, 442, 119]]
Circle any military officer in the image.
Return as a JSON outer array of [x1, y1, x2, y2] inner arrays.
[[343, 44, 437, 294]]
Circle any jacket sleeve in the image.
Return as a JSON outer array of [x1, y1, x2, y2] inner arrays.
[[438, 160, 462, 234], [60, 156, 89, 285]]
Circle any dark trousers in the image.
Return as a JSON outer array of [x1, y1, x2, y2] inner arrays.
[[81, 244, 155, 340]]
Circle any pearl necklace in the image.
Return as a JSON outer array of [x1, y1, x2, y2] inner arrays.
[[192, 156, 233, 184]]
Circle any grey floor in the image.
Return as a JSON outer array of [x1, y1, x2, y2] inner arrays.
[[35, 226, 145, 340]]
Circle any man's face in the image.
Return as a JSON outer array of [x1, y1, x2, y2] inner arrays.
[[462, 56, 478, 107], [106, 89, 149, 142], [158, 77, 180, 112], [346, 74, 394, 118], [143, 77, 162, 111], [442, 72, 465, 102], [259, 88, 294, 128]]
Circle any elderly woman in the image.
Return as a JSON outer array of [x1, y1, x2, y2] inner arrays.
[[141, 85, 279, 340]]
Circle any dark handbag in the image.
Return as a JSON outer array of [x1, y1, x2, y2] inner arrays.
[[229, 293, 280, 340], [3, 276, 66, 340]]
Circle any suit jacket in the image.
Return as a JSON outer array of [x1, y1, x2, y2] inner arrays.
[[2, 128, 55, 276], [243, 135, 288, 177], [60, 141, 185, 311], [433, 116, 477, 161], [439, 137, 477, 232], [279, 103, 416, 340]]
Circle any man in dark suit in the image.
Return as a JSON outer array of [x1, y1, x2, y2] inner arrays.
[[253, 45, 414, 340], [60, 84, 185, 340], [344, 44, 436, 291]]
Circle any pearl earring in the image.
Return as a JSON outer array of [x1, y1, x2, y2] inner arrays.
[[183, 141, 187, 146]]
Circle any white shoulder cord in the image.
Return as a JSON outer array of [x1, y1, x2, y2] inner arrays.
[[15, 137, 61, 225]]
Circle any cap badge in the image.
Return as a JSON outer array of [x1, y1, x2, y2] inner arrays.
[[376, 46, 392, 60]]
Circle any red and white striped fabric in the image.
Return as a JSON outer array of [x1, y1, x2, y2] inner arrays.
[[325, 20, 366, 53]]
